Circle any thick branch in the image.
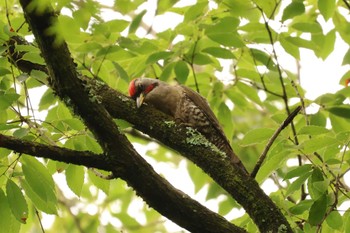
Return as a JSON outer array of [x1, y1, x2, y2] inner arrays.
[[7, 31, 293, 232], [94, 80, 293, 233], [17, 1, 244, 233]]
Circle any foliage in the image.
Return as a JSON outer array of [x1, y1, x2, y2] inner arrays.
[[0, 0, 350, 232]]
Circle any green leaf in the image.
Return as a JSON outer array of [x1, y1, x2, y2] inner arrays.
[[329, 113, 350, 133], [308, 168, 325, 200], [318, 0, 336, 21], [15, 44, 40, 53], [284, 164, 313, 179], [0, 68, 11, 76], [342, 49, 350, 66], [308, 194, 327, 226], [0, 93, 20, 110], [206, 32, 245, 47], [326, 211, 343, 230], [174, 60, 189, 84], [88, 170, 110, 195], [280, 33, 300, 59], [114, 0, 142, 14], [13, 128, 28, 138], [326, 105, 350, 119], [289, 200, 313, 215], [297, 125, 330, 136], [225, 89, 248, 107], [333, 11, 350, 44], [310, 111, 327, 127], [128, 10, 146, 34], [218, 103, 234, 141], [16, 73, 29, 83], [312, 29, 336, 60], [156, 0, 177, 15], [237, 82, 262, 104], [0, 110, 7, 124], [39, 88, 56, 111], [240, 128, 275, 146], [285, 171, 312, 196], [218, 198, 237, 216], [344, 211, 350, 233], [160, 62, 175, 81], [282, 1, 305, 22], [0, 189, 21, 233], [6, 179, 28, 223], [206, 182, 224, 200], [206, 16, 240, 33], [184, 1, 207, 22], [202, 47, 235, 59], [56, 15, 81, 43], [146, 51, 174, 64], [255, 140, 293, 182], [21, 155, 57, 214], [21, 53, 46, 65], [285, 36, 316, 50], [312, 180, 328, 195], [193, 53, 215, 65], [300, 136, 338, 153], [255, 0, 276, 18], [187, 162, 208, 193], [114, 213, 141, 229], [315, 93, 345, 105], [30, 70, 48, 86], [66, 165, 85, 197], [21, 179, 57, 214], [73, 8, 91, 30], [112, 62, 130, 82], [292, 22, 322, 34], [250, 48, 275, 70]]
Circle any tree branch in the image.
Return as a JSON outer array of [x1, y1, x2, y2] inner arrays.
[[251, 106, 302, 178], [0, 134, 109, 170], [17, 1, 245, 232], [6, 31, 292, 231]]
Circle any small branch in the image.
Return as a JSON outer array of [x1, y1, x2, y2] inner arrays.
[[184, 39, 200, 93], [88, 168, 114, 180], [0, 134, 109, 170], [342, 0, 350, 11], [35, 209, 45, 233], [251, 106, 301, 178]]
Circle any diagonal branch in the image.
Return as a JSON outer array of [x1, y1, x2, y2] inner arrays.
[[251, 106, 302, 178], [17, 1, 245, 232], [6, 31, 292, 231]]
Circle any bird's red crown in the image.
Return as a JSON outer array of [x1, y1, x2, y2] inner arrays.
[[128, 79, 137, 97]]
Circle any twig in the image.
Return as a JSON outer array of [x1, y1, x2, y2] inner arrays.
[[251, 106, 301, 178], [88, 168, 114, 180], [35, 209, 45, 233], [342, 0, 350, 11]]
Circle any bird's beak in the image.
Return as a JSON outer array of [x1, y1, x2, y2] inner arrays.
[[136, 92, 145, 108]]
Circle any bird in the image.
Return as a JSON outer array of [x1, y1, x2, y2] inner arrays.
[[128, 77, 248, 174]]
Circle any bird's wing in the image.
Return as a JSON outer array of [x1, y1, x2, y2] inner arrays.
[[180, 85, 248, 174], [180, 84, 230, 143]]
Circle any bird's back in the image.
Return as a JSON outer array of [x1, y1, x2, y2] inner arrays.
[[177, 85, 247, 174]]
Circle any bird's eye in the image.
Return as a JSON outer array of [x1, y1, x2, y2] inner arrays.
[[138, 83, 144, 90]]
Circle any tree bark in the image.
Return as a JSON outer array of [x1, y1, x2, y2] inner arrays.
[[16, 1, 246, 233], [3, 1, 294, 232]]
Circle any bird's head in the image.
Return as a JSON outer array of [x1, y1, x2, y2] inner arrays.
[[128, 78, 159, 108]]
